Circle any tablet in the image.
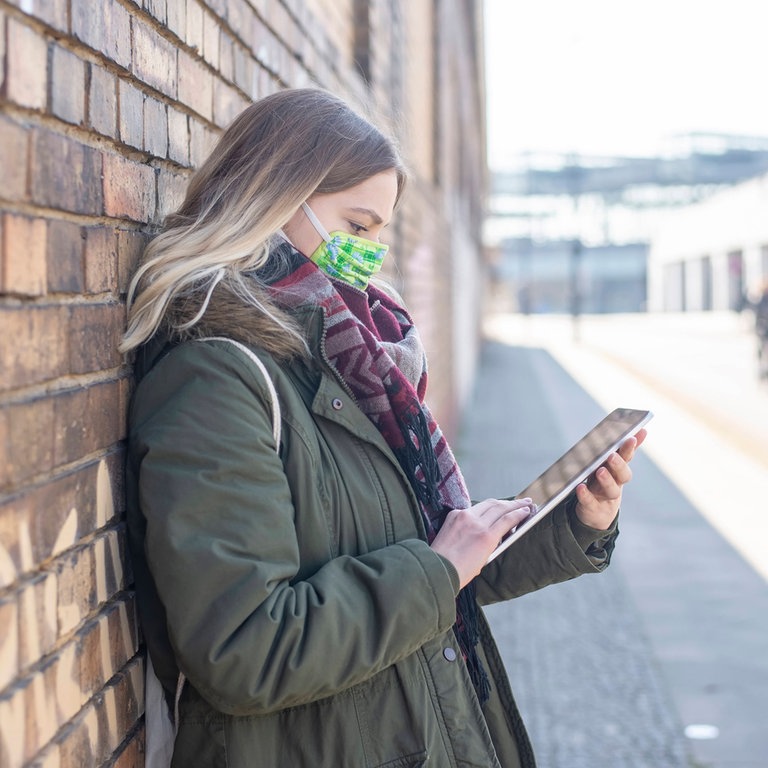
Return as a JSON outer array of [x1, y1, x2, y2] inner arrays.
[[486, 407, 653, 563]]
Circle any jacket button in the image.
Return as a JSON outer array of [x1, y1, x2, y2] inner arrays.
[[331, 398, 343, 410], [443, 647, 457, 662]]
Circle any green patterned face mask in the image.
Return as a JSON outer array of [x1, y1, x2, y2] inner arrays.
[[301, 202, 388, 290]]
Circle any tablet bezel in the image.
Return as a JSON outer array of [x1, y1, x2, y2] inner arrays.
[[486, 407, 653, 564]]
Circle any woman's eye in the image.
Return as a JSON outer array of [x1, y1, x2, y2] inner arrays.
[[349, 222, 368, 235]]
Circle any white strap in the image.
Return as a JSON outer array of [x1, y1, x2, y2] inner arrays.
[[163, 337, 282, 743], [196, 336, 282, 448]]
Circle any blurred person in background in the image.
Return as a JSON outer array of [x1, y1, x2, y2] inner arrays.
[[754, 281, 768, 379]]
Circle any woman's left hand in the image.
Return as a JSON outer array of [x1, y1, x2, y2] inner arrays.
[[574, 429, 647, 530]]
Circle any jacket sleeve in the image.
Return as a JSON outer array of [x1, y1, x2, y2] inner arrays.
[[130, 342, 459, 716], [474, 497, 619, 606]]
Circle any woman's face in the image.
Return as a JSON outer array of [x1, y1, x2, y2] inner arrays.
[[283, 170, 398, 257]]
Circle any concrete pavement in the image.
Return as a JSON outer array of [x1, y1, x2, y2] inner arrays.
[[456, 311, 768, 768]]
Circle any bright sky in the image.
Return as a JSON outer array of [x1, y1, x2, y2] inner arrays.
[[484, 0, 768, 169]]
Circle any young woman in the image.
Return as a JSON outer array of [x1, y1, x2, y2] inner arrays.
[[122, 88, 645, 768]]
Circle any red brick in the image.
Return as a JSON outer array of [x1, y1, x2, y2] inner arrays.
[[119, 377, 132, 440], [16, 0, 68, 32], [268, 2, 300, 51], [0, 305, 69, 391], [15, 601, 144, 768], [83, 226, 118, 294], [46, 219, 85, 293], [0, 455, 125, 587], [116, 228, 148, 295], [1, 213, 47, 297], [213, 78, 248, 127], [232, 42, 255, 96], [52, 380, 123, 468], [31, 128, 104, 215], [56, 542, 97, 635], [165, 0, 187, 40], [51, 45, 86, 125], [54, 658, 143, 768], [0, 674, 27, 766], [47, 656, 143, 768], [203, 10, 221, 68], [206, 0, 227, 18], [0, 10, 5, 94], [4, 17, 47, 110], [68, 303, 124, 374], [167, 107, 190, 165], [219, 30, 234, 82], [102, 153, 156, 222], [143, 96, 168, 158], [253, 14, 276, 67], [53, 704, 101, 768], [94, 527, 129, 604], [112, 728, 144, 768], [71, 0, 131, 69], [78, 598, 139, 697], [143, 0, 167, 25], [38, 643, 77, 752], [186, 0, 204, 53], [0, 115, 29, 201], [88, 65, 117, 137], [107, 659, 144, 749], [0, 408, 10, 490], [228, 0, 256, 44], [132, 17, 177, 98], [189, 118, 217, 168], [156, 168, 189, 220], [117, 79, 144, 150], [5, 396, 56, 491], [178, 49, 213, 121], [17, 571, 57, 671], [0, 596, 19, 690]]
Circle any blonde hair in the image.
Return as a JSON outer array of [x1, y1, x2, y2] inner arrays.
[[120, 88, 407, 356]]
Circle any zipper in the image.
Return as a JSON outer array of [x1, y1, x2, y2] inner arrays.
[[318, 316, 360, 405]]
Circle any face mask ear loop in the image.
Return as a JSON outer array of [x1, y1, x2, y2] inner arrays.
[[301, 202, 333, 243]]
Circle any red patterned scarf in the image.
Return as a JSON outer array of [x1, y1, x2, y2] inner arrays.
[[269, 248, 491, 703]]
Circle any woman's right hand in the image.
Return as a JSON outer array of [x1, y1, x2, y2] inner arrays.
[[430, 498, 535, 589]]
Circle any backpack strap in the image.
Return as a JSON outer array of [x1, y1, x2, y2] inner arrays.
[[176, 337, 283, 709], [196, 336, 282, 447], [146, 337, 282, 765]]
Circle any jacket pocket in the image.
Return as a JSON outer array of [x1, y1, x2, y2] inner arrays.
[[354, 661, 444, 768], [222, 689, 367, 768], [376, 750, 428, 768]]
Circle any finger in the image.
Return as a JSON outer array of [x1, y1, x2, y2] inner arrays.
[[618, 428, 647, 462], [575, 481, 593, 505], [601, 452, 634, 486], [490, 504, 535, 537], [473, 497, 533, 519], [617, 436, 637, 462], [590, 463, 624, 501]]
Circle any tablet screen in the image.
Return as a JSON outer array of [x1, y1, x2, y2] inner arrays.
[[486, 408, 653, 563], [519, 408, 652, 504]]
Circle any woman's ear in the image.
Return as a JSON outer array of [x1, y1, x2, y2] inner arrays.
[[281, 206, 318, 257]]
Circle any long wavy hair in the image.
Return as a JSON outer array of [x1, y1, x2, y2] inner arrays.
[[120, 88, 408, 357]]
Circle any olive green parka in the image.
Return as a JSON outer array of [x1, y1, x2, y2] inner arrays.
[[126, 305, 617, 768]]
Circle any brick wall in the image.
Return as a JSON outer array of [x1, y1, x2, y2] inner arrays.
[[0, 1, 486, 765]]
